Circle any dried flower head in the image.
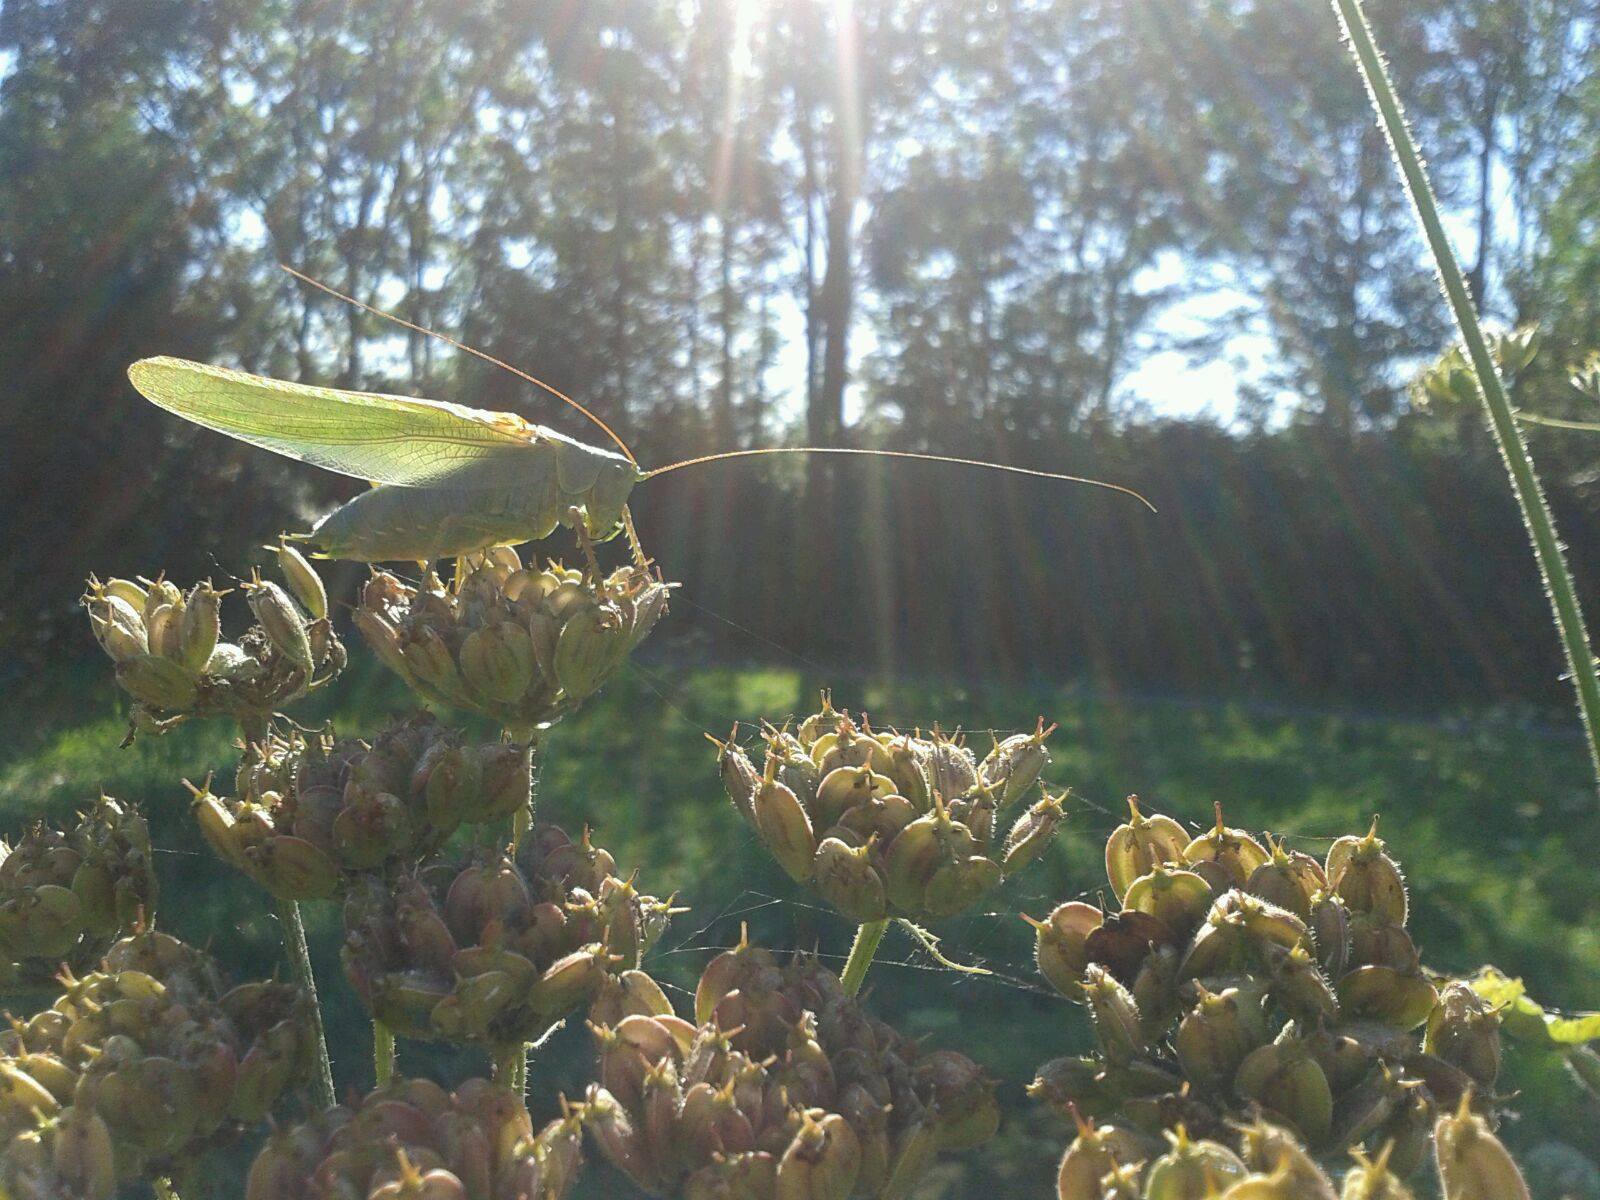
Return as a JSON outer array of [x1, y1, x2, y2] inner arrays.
[[0, 931, 312, 1189], [354, 545, 670, 735], [1029, 807, 1517, 1196], [245, 1076, 583, 1200], [193, 713, 532, 900], [716, 695, 1063, 923], [341, 824, 671, 1049], [83, 558, 344, 736], [581, 934, 999, 1198], [0, 796, 155, 987]]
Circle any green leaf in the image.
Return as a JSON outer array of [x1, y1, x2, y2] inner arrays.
[[1469, 967, 1600, 1047]]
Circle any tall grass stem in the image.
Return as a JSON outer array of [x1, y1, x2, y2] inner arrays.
[[1330, 0, 1600, 791], [841, 919, 888, 996], [278, 896, 337, 1109]]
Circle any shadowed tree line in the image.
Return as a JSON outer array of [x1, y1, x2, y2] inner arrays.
[[5, 0, 1600, 706]]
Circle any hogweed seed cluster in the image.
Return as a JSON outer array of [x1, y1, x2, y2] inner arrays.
[[342, 823, 671, 1048], [0, 932, 312, 1198], [83, 545, 345, 738], [355, 545, 670, 736], [6, 524, 1578, 1197], [0, 796, 155, 987], [1030, 800, 1531, 1198], [581, 936, 999, 1199], [194, 713, 533, 900], [716, 696, 1063, 923]]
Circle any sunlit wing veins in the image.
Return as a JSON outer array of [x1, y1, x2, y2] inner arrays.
[[127, 356, 562, 487]]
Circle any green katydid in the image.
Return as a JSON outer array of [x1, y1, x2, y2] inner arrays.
[[127, 268, 1152, 563]]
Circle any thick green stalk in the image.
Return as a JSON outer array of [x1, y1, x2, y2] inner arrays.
[[840, 919, 888, 997], [278, 896, 337, 1109], [1330, 0, 1600, 791], [373, 1020, 396, 1087]]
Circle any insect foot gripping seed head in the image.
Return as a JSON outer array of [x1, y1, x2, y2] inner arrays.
[[1030, 810, 1510, 1183], [0, 930, 313, 1190], [0, 796, 156, 988], [355, 545, 670, 733], [195, 714, 532, 900], [244, 1077, 584, 1200], [83, 562, 345, 737], [583, 937, 996, 1200], [341, 824, 670, 1048], [1432, 1095, 1532, 1200], [714, 698, 1064, 924]]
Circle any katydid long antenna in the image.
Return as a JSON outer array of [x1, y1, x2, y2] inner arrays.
[[282, 264, 1156, 513]]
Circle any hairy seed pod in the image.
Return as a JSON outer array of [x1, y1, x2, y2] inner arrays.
[[1234, 1040, 1334, 1146], [1433, 1096, 1531, 1200], [274, 539, 328, 620], [1105, 796, 1190, 899], [1326, 823, 1408, 926], [1424, 982, 1501, 1090], [1143, 1126, 1248, 1199], [177, 582, 223, 673], [1183, 805, 1270, 888]]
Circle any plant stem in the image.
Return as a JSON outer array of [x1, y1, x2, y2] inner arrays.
[[153, 1179, 180, 1200], [278, 896, 337, 1109], [840, 919, 888, 996], [373, 1020, 396, 1087], [493, 1042, 525, 1095], [1330, 0, 1600, 792]]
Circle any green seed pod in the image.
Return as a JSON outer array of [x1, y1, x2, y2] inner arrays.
[[1234, 1118, 1338, 1200], [1183, 805, 1270, 887], [1265, 942, 1341, 1024], [716, 736, 761, 823], [1056, 1115, 1150, 1200], [1001, 790, 1067, 875], [1083, 965, 1146, 1064], [273, 539, 328, 620], [84, 588, 149, 664], [1105, 796, 1190, 899], [114, 653, 199, 711], [1341, 1147, 1417, 1200], [1424, 981, 1501, 1090], [1123, 863, 1214, 939], [1336, 965, 1438, 1029], [977, 719, 1054, 808], [1326, 822, 1408, 926], [752, 763, 818, 883], [1144, 1126, 1248, 1200], [177, 582, 223, 673], [1245, 836, 1327, 922], [246, 577, 314, 672], [921, 854, 1002, 918], [1174, 983, 1269, 1094], [812, 837, 887, 923], [1433, 1096, 1532, 1200], [1234, 1039, 1334, 1146], [775, 1110, 861, 1200], [1032, 902, 1103, 1000], [459, 623, 537, 705]]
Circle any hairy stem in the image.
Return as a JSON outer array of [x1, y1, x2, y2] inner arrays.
[[840, 919, 889, 997], [278, 896, 337, 1109], [373, 1020, 396, 1087], [1330, 0, 1600, 791], [153, 1179, 180, 1200]]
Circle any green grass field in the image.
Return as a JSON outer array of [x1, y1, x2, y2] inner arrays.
[[5, 660, 1599, 1195]]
